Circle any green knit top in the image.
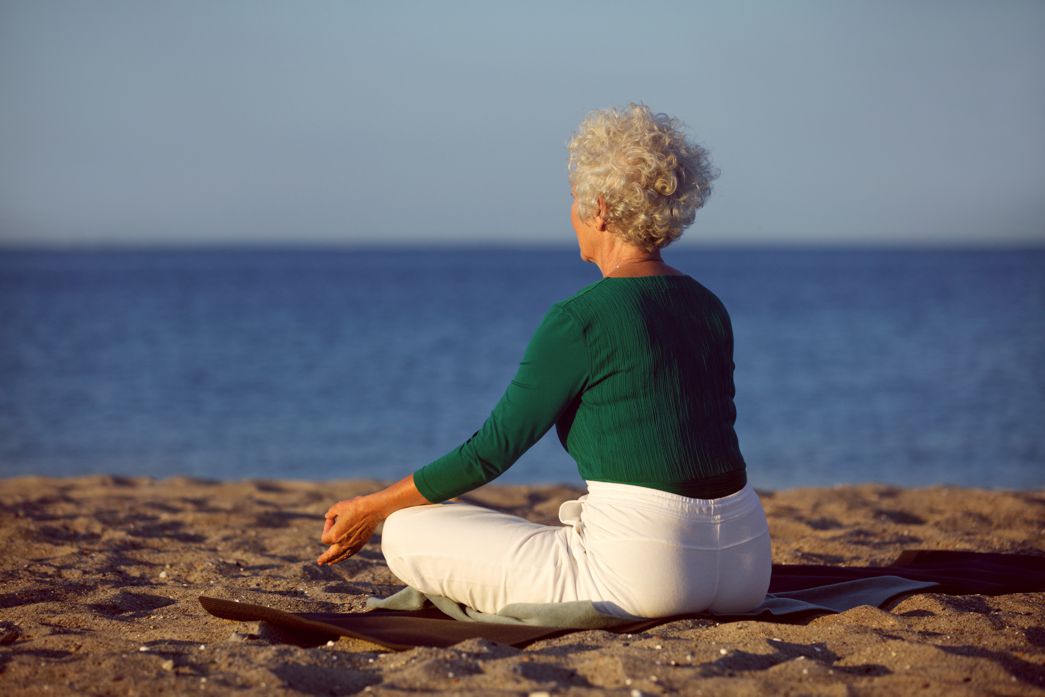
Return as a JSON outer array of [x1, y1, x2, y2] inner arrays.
[[412, 274, 748, 503]]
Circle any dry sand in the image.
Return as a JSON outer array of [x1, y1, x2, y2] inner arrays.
[[0, 476, 1042, 696]]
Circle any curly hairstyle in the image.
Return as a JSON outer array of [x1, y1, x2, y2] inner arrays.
[[568, 103, 719, 251]]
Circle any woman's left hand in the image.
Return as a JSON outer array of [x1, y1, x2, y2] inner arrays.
[[317, 496, 382, 566]]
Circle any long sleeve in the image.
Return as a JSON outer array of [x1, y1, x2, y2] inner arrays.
[[412, 305, 589, 503]]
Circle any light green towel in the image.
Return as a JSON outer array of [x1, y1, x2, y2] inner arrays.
[[365, 575, 938, 629]]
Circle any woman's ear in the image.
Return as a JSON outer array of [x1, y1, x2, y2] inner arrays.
[[595, 196, 608, 231]]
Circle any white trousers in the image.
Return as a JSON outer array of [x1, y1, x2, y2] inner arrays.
[[381, 480, 772, 619]]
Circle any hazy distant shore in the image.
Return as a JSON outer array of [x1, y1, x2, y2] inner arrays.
[[0, 476, 1041, 695]]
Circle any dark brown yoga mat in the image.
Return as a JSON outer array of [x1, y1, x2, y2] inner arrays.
[[765, 550, 1045, 595], [199, 550, 1044, 651], [199, 597, 585, 651]]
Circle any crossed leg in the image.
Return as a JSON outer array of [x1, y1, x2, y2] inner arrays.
[[380, 501, 587, 615]]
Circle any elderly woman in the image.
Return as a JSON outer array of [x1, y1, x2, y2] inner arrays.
[[317, 103, 772, 619]]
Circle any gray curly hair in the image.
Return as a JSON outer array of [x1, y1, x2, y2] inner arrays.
[[568, 103, 719, 251]]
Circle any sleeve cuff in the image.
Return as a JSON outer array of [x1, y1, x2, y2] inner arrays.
[[412, 466, 445, 504]]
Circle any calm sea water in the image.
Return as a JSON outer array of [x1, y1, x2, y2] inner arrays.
[[1, 247, 1042, 490]]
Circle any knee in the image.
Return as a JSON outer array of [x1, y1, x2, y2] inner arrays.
[[380, 505, 452, 592], [379, 509, 417, 586], [380, 504, 445, 565], [379, 507, 415, 562]]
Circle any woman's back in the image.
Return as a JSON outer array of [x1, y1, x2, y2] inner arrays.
[[553, 274, 747, 498]]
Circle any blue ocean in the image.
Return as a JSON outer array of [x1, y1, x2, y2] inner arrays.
[[1, 247, 1042, 490]]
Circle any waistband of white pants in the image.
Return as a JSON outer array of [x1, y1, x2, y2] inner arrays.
[[583, 479, 761, 519]]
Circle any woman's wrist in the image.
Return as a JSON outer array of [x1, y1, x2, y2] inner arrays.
[[361, 491, 395, 522]]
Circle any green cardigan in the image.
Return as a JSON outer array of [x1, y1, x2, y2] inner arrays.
[[413, 274, 748, 503]]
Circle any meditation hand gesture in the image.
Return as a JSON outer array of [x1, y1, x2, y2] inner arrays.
[[317, 497, 382, 566], [315, 474, 431, 566]]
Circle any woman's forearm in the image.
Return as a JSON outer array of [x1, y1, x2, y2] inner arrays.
[[366, 473, 434, 520]]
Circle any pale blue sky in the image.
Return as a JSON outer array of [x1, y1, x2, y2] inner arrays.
[[1, 0, 1043, 247]]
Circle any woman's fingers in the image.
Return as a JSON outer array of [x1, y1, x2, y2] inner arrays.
[[321, 509, 347, 545], [321, 500, 353, 544], [316, 540, 358, 566], [317, 545, 335, 565], [329, 545, 355, 565], [316, 543, 342, 565]]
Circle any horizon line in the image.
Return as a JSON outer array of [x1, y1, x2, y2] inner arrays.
[[2, 239, 1045, 253]]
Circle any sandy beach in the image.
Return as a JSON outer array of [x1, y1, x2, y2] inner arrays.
[[0, 476, 1042, 695]]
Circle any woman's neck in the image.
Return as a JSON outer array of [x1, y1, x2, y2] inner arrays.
[[592, 237, 657, 277], [598, 246, 684, 278]]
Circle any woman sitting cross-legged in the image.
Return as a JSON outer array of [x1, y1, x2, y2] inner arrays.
[[317, 103, 772, 620]]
